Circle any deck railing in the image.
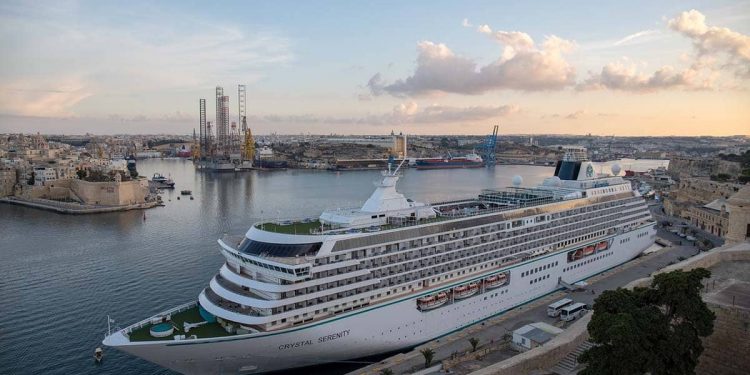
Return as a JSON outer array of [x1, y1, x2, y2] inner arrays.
[[122, 301, 197, 337]]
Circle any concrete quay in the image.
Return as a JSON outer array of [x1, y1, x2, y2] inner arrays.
[[0, 196, 161, 214], [347, 240, 700, 375]]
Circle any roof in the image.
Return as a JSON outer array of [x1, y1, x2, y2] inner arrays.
[[703, 198, 731, 213], [516, 327, 554, 344], [513, 322, 563, 344]]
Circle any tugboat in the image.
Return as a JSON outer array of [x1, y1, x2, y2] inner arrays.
[[150, 173, 175, 189]]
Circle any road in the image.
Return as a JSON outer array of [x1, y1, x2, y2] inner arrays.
[[648, 201, 725, 248]]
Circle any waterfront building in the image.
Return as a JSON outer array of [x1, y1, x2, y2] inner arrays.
[[33, 167, 58, 186], [0, 167, 16, 197]]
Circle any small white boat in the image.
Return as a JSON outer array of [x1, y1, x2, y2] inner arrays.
[[94, 347, 103, 363], [151, 173, 175, 188]]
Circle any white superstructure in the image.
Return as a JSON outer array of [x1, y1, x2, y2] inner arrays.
[[104, 156, 656, 374]]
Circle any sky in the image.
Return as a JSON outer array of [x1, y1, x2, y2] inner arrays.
[[0, 0, 749, 136]]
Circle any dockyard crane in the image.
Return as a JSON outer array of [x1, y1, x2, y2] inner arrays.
[[483, 125, 499, 167]]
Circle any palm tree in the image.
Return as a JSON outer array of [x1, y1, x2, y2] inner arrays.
[[420, 347, 435, 368], [469, 337, 480, 352]]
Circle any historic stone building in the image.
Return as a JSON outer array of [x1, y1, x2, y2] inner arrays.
[[663, 178, 742, 217], [684, 199, 730, 237], [725, 185, 750, 243], [0, 167, 17, 197]]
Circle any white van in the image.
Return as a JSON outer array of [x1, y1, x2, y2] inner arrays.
[[547, 298, 574, 317], [560, 302, 587, 322]]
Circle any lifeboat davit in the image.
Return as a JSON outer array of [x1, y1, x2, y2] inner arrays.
[[454, 283, 480, 300], [417, 292, 448, 311]]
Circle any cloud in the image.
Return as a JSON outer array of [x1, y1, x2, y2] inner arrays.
[[579, 10, 749, 92], [613, 30, 659, 46], [0, 2, 293, 117], [462, 18, 473, 28], [251, 102, 519, 126], [668, 9, 750, 77], [368, 27, 576, 96], [0, 78, 92, 117], [565, 110, 587, 120], [578, 61, 700, 92]]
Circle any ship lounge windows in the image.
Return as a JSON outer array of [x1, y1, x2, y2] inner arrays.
[[239, 239, 322, 258]]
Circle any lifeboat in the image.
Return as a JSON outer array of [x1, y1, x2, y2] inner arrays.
[[417, 292, 448, 311], [485, 273, 508, 289], [583, 245, 596, 256], [572, 248, 584, 260], [596, 241, 608, 251], [454, 283, 480, 300]]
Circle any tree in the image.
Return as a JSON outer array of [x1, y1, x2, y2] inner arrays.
[[579, 268, 715, 375], [379, 369, 393, 375], [27, 171, 35, 185], [469, 337, 480, 352], [420, 347, 435, 368]]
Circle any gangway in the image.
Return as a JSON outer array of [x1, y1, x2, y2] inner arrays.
[[558, 277, 586, 291]]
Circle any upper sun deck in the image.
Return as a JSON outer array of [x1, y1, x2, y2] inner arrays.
[[253, 181, 632, 238]]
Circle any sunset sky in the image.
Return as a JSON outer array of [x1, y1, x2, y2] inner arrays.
[[0, 0, 748, 135]]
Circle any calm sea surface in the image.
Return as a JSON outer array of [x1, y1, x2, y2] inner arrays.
[[0, 158, 665, 374]]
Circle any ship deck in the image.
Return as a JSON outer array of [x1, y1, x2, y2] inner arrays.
[[128, 305, 233, 342], [254, 187, 633, 238]]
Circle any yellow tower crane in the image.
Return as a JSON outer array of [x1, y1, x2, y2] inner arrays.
[[244, 127, 255, 161]]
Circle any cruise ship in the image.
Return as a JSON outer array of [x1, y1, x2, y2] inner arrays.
[[104, 152, 656, 374]]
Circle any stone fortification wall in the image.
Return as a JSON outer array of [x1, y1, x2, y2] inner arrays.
[[669, 158, 742, 178], [16, 178, 149, 206], [695, 305, 750, 375], [70, 178, 148, 206], [18, 179, 76, 201]]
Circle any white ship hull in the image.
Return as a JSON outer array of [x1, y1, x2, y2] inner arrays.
[[106, 224, 656, 374]]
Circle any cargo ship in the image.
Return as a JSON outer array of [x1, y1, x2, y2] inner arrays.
[[415, 152, 484, 170]]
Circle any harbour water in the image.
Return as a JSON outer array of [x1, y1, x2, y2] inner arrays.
[[0, 158, 663, 374]]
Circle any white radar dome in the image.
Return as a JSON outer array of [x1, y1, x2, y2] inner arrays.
[[512, 175, 523, 186], [611, 164, 621, 176]]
